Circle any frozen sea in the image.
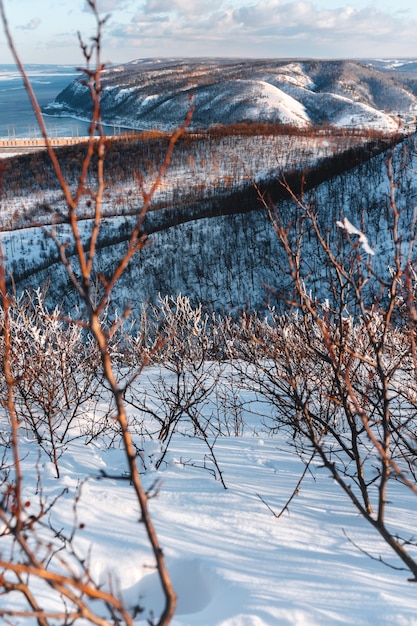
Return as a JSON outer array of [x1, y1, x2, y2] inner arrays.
[[0, 64, 121, 138]]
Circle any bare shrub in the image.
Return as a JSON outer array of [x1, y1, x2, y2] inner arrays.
[[0, 289, 114, 477], [122, 295, 227, 485], [244, 150, 417, 579]]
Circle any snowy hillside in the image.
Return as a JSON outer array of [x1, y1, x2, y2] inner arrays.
[[42, 58, 417, 132], [0, 126, 401, 316], [1, 131, 415, 318]]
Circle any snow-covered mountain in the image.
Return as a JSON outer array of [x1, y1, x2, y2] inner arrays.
[[42, 58, 417, 132]]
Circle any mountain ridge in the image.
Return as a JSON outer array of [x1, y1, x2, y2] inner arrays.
[[42, 58, 417, 132]]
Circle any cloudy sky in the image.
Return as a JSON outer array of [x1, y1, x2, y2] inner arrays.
[[1, 0, 417, 66]]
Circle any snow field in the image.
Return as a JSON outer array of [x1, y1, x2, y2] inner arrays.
[[4, 363, 417, 626]]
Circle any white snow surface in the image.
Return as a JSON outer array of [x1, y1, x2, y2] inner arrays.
[[274, 63, 316, 90], [332, 97, 400, 132], [4, 365, 417, 626], [256, 80, 310, 126]]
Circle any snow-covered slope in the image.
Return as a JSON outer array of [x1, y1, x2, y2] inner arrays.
[[254, 80, 310, 126], [42, 58, 417, 131], [2, 134, 416, 317]]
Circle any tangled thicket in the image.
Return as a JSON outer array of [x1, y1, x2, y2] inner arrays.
[[2, 289, 417, 486]]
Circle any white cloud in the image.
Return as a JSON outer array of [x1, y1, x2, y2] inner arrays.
[[232, 1, 396, 38], [2, 0, 416, 64], [18, 17, 41, 31], [144, 0, 176, 12], [103, 0, 417, 61], [144, 0, 223, 17], [83, 0, 128, 13]]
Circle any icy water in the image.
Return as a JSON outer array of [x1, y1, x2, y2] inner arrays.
[[0, 64, 120, 138]]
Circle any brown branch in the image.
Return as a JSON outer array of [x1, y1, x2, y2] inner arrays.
[[0, 0, 180, 623], [95, 103, 194, 317]]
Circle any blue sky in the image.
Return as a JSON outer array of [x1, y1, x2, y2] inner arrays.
[[1, 0, 417, 66]]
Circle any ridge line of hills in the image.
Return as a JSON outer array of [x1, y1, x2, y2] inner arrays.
[[42, 58, 417, 133]]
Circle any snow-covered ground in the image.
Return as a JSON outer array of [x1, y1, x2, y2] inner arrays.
[[3, 364, 417, 626]]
